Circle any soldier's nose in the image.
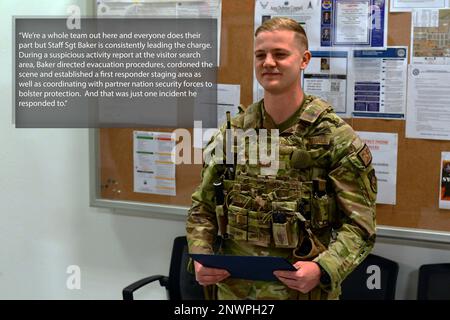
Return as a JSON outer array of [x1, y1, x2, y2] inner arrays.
[[263, 54, 276, 67]]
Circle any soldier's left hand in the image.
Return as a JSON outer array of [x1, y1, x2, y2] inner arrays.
[[273, 261, 321, 293]]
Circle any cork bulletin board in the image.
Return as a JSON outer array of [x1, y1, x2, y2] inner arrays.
[[94, 1, 450, 234]]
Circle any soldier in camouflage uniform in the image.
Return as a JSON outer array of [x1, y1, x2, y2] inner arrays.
[[186, 17, 377, 300]]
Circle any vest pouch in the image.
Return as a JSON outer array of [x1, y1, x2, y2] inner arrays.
[[248, 210, 271, 228], [273, 188, 302, 201], [311, 193, 335, 229], [230, 193, 253, 208], [226, 205, 248, 241], [247, 210, 271, 247], [223, 179, 235, 192], [227, 205, 248, 227], [272, 201, 297, 212], [235, 176, 263, 196], [226, 224, 247, 241], [271, 201, 299, 248], [272, 213, 299, 248], [292, 228, 327, 261]]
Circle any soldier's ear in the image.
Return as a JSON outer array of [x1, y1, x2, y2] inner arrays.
[[300, 50, 311, 70]]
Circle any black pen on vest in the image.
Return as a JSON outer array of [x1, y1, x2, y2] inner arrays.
[[225, 111, 235, 180]]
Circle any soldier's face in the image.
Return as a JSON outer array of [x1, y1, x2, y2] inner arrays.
[[254, 30, 310, 95]]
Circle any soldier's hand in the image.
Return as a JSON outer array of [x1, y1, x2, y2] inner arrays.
[[194, 261, 230, 286], [273, 261, 321, 293]]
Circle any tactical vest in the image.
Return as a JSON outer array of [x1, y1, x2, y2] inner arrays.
[[215, 97, 341, 260]]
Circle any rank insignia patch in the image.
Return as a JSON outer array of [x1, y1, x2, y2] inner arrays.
[[357, 144, 372, 167]]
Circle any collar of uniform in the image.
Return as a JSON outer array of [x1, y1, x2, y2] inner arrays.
[[260, 100, 277, 130], [260, 94, 312, 133]]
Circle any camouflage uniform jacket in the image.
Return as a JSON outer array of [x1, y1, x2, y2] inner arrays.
[[186, 95, 377, 299]]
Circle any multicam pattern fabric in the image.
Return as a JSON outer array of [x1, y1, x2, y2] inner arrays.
[[186, 95, 377, 300]]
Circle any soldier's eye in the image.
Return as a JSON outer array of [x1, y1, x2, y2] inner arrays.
[[275, 53, 288, 58]]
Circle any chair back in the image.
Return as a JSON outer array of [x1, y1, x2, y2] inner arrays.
[[167, 236, 204, 300], [340, 254, 399, 300], [417, 263, 450, 300]]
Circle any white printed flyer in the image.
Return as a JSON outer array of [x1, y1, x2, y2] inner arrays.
[[133, 131, 176, 196]]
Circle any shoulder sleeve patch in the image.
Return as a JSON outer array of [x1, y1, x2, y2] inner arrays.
[[357, 144, 372, 167]]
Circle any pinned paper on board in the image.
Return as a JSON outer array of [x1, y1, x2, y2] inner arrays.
[[133, 131, 176, 196]]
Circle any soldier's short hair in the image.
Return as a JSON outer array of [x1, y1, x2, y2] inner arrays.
[[255, 17, 309, 50]]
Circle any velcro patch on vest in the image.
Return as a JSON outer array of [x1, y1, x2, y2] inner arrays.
[[357, 144, 372, 167], [309, 135, 330, 146], [273, 223, 289, 247]]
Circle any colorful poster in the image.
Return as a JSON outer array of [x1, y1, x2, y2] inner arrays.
[[349, 47, 408, 119], [411, 9, 450, 64], [322, 0, 387, 49], [133, 131, 176, 196]]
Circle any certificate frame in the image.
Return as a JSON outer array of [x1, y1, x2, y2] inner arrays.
[[333, 0, 372, 46], [321, 0, 387, 49]]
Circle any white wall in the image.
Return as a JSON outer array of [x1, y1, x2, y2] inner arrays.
[[0, 0, 186, 300]]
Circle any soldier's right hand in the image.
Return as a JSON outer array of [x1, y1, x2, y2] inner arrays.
[[194, 261, 230, 286]]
